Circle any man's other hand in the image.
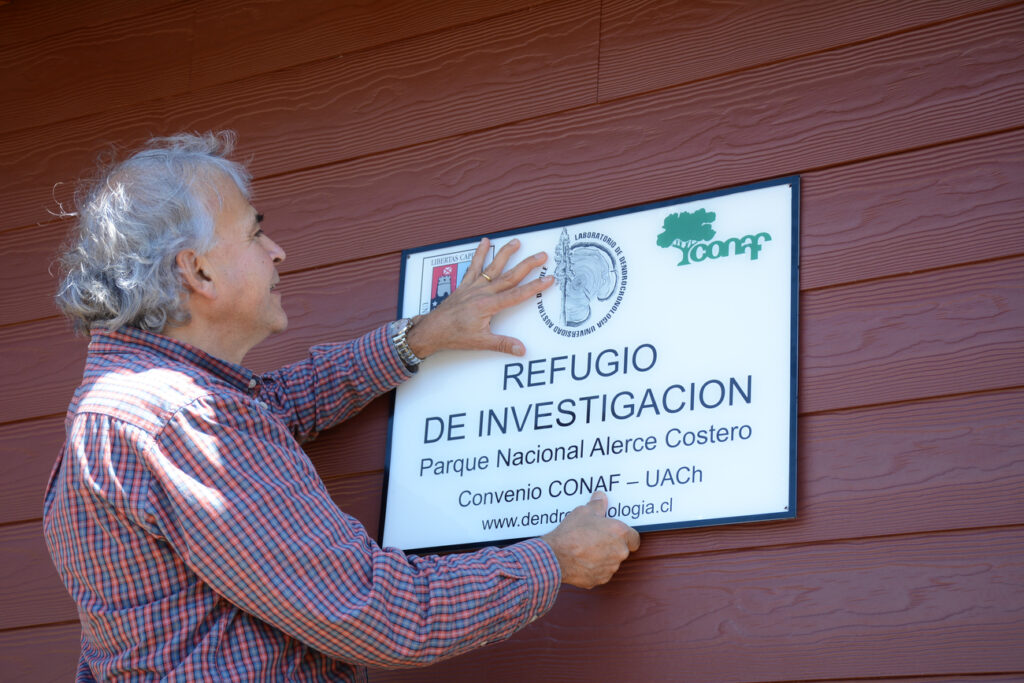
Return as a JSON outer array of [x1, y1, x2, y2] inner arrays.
[[405, 237, 554, 359], [541, 491, 641, 589]]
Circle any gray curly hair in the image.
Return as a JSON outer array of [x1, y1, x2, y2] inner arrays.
[[55, 131, 252, 335]]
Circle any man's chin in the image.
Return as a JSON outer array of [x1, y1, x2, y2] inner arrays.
[[257, 313, 288, 342], [272, 313, 289, 335]]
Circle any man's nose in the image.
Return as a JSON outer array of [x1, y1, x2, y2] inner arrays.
[[267, 237, 286, 264]]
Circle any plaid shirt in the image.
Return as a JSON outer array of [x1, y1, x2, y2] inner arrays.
[[43, 326, 560, 681]]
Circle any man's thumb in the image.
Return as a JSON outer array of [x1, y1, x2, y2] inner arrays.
[[588, 490, 608, 512]]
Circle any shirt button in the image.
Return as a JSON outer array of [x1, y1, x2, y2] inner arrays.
[[248, 378, 257, 389]]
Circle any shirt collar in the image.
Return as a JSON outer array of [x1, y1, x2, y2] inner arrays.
[[88, 326, 259, 392]]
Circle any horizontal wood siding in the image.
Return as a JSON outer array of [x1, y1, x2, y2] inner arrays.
[[0, 3, 195, 134], [189, 0, 544, 88], [0, 0, 1020, 679], [597, 0, 1018, 100]]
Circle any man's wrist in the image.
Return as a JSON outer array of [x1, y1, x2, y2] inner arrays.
[[403, 314, 434, 360], [389, 318, 422, 369]]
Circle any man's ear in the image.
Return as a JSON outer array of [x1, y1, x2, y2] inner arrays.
[[176, 250, 216, 300]]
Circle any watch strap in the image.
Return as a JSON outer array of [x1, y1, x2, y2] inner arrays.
[[390, 318, 422, 368]]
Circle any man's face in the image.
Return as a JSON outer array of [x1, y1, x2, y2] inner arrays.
[[199, 173, 287, 352]]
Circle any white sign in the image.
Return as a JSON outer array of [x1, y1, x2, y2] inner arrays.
[[383, 177, 798, 551]]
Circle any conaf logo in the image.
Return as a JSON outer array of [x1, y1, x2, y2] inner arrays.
[[657, 208, 771, 266]]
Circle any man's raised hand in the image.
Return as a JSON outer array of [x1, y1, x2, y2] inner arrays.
[[406, 237, 554, 359]]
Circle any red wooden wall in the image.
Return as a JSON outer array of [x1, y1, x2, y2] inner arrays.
[[1, 1, 1022, 680]]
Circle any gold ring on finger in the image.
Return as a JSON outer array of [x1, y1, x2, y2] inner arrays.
[[481, 272, 492, 282]]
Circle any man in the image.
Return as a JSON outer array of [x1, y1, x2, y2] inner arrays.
[[44, 132, 639, 681]]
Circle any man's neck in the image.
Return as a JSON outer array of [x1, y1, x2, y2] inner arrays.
[[161, 322, 254, 366]]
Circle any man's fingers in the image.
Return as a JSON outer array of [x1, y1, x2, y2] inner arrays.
[[492, 274, 554, 312], [476, 241, 544, 290], [487, 334, 526, 357], [484, 238, 521, 279], [588, 490, 608, 512], [626, 526, 641, 552], [494, 250, 547, 288], [465, 238, 491, 283]]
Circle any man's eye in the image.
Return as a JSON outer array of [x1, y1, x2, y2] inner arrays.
[[254, 229, 265, 238]]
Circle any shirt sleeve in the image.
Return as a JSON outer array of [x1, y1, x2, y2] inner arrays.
[[258, 324, 412, 444], [146, 391, 560, 668], [76, 651, 97, 682]]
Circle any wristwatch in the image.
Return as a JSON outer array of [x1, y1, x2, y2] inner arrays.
[[390, 318, 422, 369]]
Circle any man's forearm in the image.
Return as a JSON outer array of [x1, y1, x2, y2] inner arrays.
[[261, 324, 413, 442]]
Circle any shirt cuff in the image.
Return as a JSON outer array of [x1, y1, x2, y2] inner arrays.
[[505, 537, 561, 624], [349, 323, 415, 388]]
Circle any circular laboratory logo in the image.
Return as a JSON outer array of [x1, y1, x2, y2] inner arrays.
[[536, 227, 627, 338]]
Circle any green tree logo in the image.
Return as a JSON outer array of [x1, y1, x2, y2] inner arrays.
[[657, 209, 716, 265]]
